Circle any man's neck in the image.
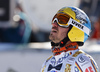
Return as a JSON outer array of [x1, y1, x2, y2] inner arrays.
[[54, 41, 72, 48], [51, 36, 70, 47], [52, 42, 78, 56]]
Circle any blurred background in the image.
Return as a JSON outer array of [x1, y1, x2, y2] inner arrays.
[[0, 0, 100, 72]]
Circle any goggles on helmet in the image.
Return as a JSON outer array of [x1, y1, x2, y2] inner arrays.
[[52, 13, 91, 36], [52, 13, 70, 27]]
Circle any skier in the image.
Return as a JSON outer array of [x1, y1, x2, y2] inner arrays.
[[41, 6, 99, 72]]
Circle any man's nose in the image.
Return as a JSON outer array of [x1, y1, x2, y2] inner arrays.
[[52, 22, 58, 27]]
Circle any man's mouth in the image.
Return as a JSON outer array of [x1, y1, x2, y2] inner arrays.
[[51, 28, 58, 33], [52, 30, 57, 33], [51, 27, 58, 33]]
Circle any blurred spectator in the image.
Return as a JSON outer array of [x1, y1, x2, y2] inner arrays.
[[0, 1, 32, 43], [90, 17, 100, 40]]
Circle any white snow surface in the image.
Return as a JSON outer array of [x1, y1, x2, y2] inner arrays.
[[0, 40, 100, 72]]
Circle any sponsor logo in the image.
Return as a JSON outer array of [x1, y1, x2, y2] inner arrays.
[[72, 20, 84, 30], [85, 66, 93, 72], [78, 56, 85, 63], [51, 52, 72, 65], [65, 64, 71, 72], [72, 51, 82, 57], [57, 52, 72, 64]]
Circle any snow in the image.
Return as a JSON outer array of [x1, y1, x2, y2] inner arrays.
[[0, 48, 99, 72], [0, 40, 99, 72]]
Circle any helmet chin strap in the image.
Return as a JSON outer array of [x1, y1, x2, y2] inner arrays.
[[51, 25, 72, 47], [51, 36, 70, 47]]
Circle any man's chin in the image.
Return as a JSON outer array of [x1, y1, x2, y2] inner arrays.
[[49, 35, 55, 41], [49, 35, 60, 43]]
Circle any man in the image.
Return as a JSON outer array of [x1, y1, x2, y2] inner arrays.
[[41, 6, 99, 72]]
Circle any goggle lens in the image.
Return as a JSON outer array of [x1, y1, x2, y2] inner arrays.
[[52, 13, 70, 27]]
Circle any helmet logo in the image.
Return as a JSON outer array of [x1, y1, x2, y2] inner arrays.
[[71, 8, 87, 24], [72, 20, 84, 29], [68, 18, 90, 35]]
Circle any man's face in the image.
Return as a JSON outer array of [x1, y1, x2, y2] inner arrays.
[[49, 21, 70, 43]]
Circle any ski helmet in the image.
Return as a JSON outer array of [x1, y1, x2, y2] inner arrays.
[[52, 6, 91, 46]]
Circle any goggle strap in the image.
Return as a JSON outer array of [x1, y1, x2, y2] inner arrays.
[[52, 18, 91, 35], [68, 18, 91, 35]]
